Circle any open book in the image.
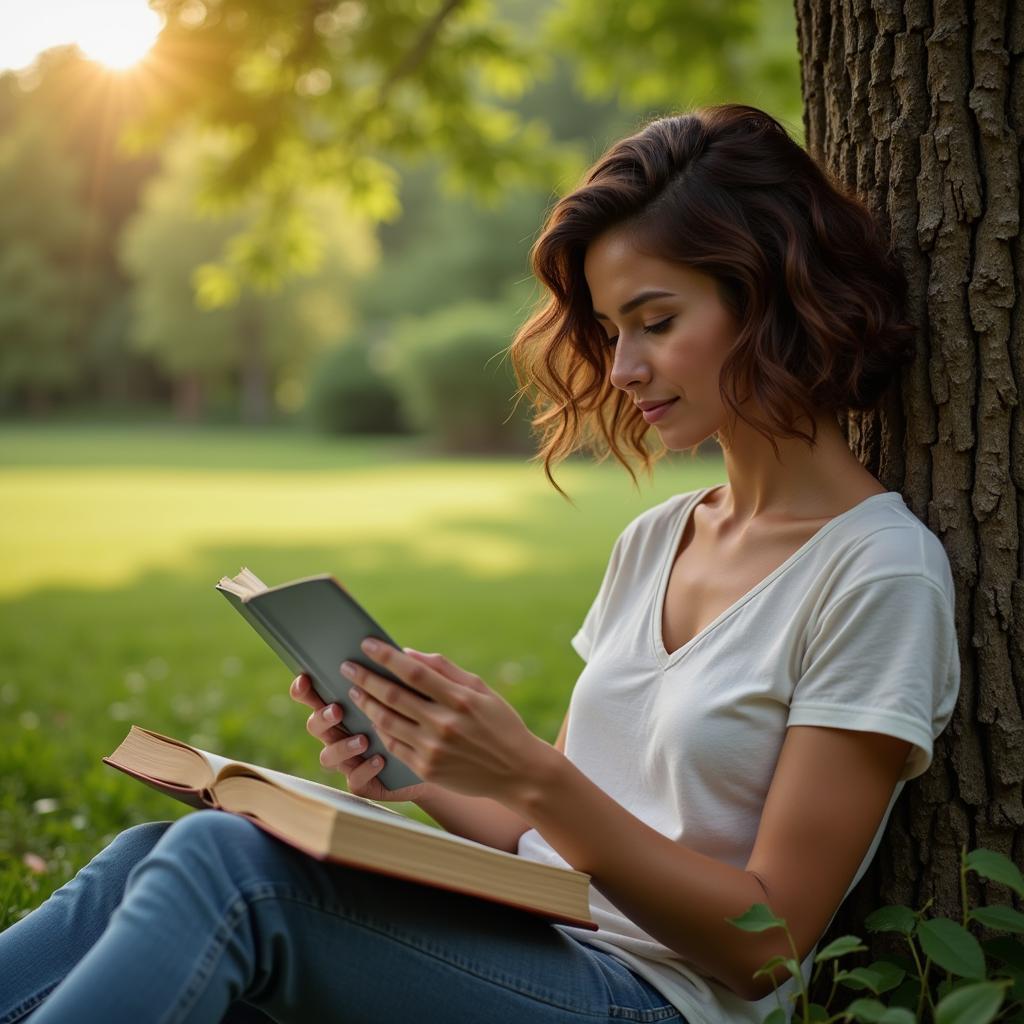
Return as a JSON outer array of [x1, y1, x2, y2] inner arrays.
[[215, 567, 422, 792], [104, 725, 596, 930]]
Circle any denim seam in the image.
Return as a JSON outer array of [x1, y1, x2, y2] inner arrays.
[[157, 894, 250, 1024], [239, 883, 630, 1019], [0, 980, 61, 1024], [607, 1004, 683, 1022]]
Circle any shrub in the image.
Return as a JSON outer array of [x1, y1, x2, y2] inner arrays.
[[728, 845, 1024, 1022], [304, 342, 408, 436], [378, 298, 534, 454]]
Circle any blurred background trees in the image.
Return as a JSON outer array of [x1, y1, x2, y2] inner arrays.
[[0, 0, 801, 449]]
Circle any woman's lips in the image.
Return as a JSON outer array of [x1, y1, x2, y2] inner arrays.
[[641, 398, 679, 423]]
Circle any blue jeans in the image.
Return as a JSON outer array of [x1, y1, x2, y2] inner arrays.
[[0, 810, 686, 1023]]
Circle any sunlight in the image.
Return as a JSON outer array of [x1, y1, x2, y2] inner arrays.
[[0, 0, 162, 72], [0, 465, 564, 598]]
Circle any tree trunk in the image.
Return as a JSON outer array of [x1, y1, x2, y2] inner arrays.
[[239, 307, 270, 425], [794, 0, 1022, 1009], [173, 371, 204, 422]]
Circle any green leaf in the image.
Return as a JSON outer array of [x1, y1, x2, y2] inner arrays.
[[752, 954, 789, 980], [970, 905, 1024, 934], [876, 1009, 917, 1024], [870, 960, 907, 993], [839, 999, 916, 1023], [888, 974, 923, 1012], [918, 918, 987, 979], [759, 1009, 787, 1024], [726, 902, 786, 933], [837, 967, 882, 993], [840, 997, 889, 1021], [988, 964, 1024, 1004], [966, 849, 1024, 898], [806, 1004, 831, 1021], [934, 979, 1011, 1024], [816, 935, 868, 961], [865, 905, 918, 935], [836, 962, 903, 995]]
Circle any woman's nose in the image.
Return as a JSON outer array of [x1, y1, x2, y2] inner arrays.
[[609, 347, 650, 392]]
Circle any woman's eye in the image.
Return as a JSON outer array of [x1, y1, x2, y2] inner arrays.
[[644, 316, 675, 334], [605, 316, 675, 347]]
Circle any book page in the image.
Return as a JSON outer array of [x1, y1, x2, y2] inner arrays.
[[197, 747, 409, 824], [196, 747, 521, 856]]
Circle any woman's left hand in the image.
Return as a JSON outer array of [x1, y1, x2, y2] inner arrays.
[[341, 638, 549, 803]]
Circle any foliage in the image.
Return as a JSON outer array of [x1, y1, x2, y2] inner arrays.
[[133, 0, 584, 288], [728, 846, 1024, 1022], [304, 340, 409, 436], [354, 168, 551, 322], [0, 48, 162, 409], [544, 0, 803, 138], [377, 291, 535, 453], [119, 130, 379, 419], [0, 117, 87, 409]]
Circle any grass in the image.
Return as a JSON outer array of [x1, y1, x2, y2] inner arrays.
[[0, 422, 723, 929]]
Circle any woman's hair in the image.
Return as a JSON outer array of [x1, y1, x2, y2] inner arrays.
[[505, 102, 917, 501]]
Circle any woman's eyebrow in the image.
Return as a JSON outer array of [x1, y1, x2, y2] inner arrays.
[[593, 289, 676, 319]]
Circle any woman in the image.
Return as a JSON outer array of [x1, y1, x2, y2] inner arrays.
[[0, 103, 960, 1024]]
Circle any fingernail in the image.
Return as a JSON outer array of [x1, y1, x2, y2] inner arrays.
[[347, 736, 364, 751], [324, 704, 339, 723]]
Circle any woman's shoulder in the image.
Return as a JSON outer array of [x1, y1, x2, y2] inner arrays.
[[819, 492, 955, 605], [615, 487, 709, 545]]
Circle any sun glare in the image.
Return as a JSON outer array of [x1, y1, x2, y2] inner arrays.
[[0, 1, 163, 73]]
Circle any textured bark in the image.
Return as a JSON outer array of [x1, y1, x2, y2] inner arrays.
[[795, 0, 1022, 1010]]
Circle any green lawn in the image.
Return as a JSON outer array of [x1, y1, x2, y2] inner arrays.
[[0, 422, 723, 929]]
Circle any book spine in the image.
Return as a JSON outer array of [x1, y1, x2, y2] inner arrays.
[[220, 590, 310, 679]]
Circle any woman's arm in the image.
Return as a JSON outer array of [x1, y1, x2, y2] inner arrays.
[[413, 710, 570, 853], [506, 725, 910, 1001]]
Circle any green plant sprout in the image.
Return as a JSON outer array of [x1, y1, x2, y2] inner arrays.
[[726, 845, 1024, 1023]]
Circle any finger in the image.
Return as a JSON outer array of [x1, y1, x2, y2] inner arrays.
[[320, 735, 373, 772], [403, 649, 486, 692], [306, 704, 349, 744], [347, 683, 424, 750], [349, 753, 385, 788], [291, 674, 326, 711], [349, 639, 459, 714]]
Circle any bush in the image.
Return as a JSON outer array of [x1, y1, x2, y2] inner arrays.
[[728, 845, 1024, 1022], [304, 342, 408, 436], [378, 298, 534, 454]]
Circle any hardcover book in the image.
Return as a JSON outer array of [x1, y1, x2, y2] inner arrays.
[[104, 724, 596, 930]]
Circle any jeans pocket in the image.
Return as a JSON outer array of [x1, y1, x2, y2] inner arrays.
[[582, 946, 685, 1023]]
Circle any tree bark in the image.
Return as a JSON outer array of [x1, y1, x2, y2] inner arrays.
[[239, 307, 270, 425], [794, 0, 1022, 1009], [173, 371, 204, 423]]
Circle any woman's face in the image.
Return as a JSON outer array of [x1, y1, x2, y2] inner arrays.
[[583, 226, 741, 449]]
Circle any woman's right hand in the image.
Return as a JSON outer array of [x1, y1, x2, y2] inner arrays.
[[290, 669, 430, 804]]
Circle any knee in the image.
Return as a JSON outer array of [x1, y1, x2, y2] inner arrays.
[[158, 809, 265, 853], [142, 810, 271, 888], [104, 820, 174, 866]]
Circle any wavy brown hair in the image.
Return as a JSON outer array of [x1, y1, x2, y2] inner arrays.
[[505, 102, 917, 502]]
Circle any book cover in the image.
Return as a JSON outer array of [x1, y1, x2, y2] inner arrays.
[[216, 568, 425, 791], [104, 725, 596, 931]]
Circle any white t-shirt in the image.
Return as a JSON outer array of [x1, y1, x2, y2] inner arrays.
[[516, 485, 960, 1024]]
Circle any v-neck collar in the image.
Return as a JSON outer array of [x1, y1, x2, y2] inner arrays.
[[652, 486, 902, 668]]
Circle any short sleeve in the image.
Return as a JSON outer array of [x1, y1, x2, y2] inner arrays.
[[570, 530, 627, 662], [788, 574, 960, 782]]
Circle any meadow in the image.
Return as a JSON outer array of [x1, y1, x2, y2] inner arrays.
[[0, 423, 723, 929]]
